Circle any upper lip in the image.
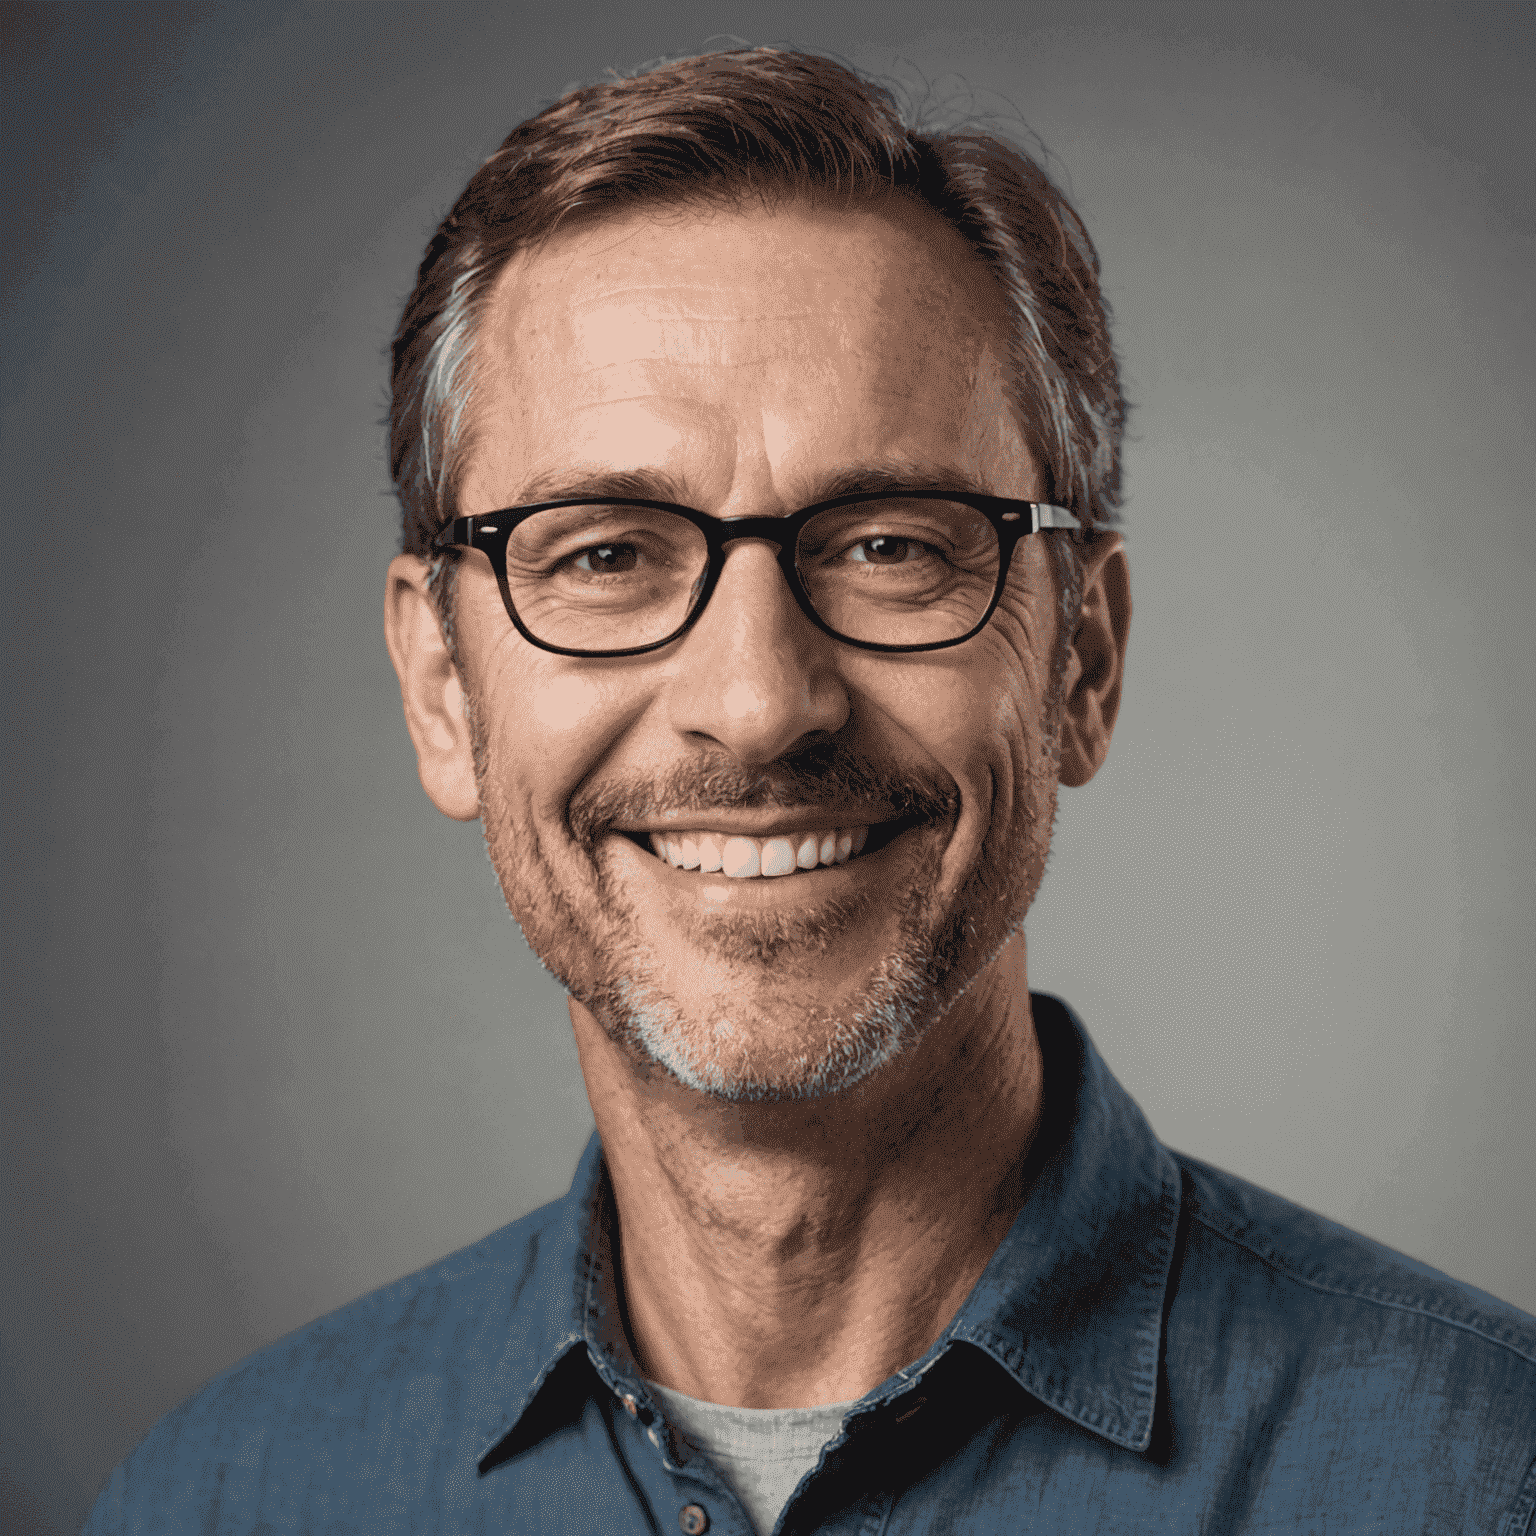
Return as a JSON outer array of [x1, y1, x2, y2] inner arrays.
[[610, 810, 904, 838]]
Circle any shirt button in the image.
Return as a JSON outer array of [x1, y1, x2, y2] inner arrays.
[[678, 1504, 709, 1534], [621, 1393, 639, 1417]]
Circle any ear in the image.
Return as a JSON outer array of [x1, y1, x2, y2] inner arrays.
[[1057, 534, 1131, 789], [382, 554, 480, 821]]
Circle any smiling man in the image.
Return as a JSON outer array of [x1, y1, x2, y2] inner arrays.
[[86, 46, 1534, 1536]]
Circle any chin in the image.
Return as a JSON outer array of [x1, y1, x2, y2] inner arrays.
[[583, 947, 941, 1102]]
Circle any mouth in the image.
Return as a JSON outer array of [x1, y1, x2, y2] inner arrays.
[[618, 815, 925, 880]]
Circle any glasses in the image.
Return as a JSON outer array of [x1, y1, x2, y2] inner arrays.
[[431, 491, 1082, 658]]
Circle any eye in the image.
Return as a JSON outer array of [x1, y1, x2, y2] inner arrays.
[[845, 535, 916, 565], [571, 543, 639, 574]]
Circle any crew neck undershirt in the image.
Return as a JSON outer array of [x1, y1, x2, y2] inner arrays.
[[646, 1381, 861, 1536]]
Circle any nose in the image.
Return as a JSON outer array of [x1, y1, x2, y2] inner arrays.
[[665, 537, 850, 763]]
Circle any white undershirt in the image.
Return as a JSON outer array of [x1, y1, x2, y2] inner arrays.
[[648, 1382, 860, 1536]]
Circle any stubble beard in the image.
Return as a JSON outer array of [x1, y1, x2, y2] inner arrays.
[[466, 688, 1064, 1103]]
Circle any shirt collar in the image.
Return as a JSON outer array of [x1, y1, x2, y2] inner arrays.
[[940, 993, 1181, 1451], [477, 992, 1180, 1466]]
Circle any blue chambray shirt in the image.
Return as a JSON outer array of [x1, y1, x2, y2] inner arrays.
[[86, 995, 1536, 1534]]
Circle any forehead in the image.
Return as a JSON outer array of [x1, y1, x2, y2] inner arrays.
[[462, 194, 1024, 510]]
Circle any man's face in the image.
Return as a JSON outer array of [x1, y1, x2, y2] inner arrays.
[[450, 194, 1068, 1099]]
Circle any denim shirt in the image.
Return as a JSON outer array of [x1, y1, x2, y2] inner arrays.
[[85, 995, 1536, 1534]]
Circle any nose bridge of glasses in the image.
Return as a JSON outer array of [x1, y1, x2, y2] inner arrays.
[[714, 513, 796, 558], [697, 517, 813, 643], [709, 516, 807, 605]]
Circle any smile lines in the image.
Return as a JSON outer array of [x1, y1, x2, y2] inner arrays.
[[647, 826, 871, 878]]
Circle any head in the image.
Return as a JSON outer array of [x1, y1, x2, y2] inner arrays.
[[384, 48, 1129, 1102]]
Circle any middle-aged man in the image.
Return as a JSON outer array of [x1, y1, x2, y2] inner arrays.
[[87, 46, 1534, 1536]]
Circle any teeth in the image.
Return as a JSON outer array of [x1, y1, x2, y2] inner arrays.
[[645, 826, 877, 878], [760, 838, 797, 878], [721, 837, 760, 879]]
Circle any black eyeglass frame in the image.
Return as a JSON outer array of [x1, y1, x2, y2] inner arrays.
[[431, 490, 1083, 659]]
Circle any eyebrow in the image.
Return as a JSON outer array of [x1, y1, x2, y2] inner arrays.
[[506, 462, 999, 511]]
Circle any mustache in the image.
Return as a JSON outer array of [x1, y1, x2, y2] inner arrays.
[[567, 738, 960, 847]]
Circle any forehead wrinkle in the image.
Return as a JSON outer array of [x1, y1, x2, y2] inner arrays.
[[566, 316, 851, 378], [567, 289, 822, 319]]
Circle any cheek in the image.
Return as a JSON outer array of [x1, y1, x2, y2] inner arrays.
[[526, 670, 610, 735], [484, 659, 641, 817], [989, 577, 1057, 702], [856, 637, 1029, 776]]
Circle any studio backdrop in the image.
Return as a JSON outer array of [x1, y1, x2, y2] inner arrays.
[[4, 3, 1532, 1533]]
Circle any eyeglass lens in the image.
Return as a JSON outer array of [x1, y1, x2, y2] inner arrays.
[[504, 499, 1002, 651]]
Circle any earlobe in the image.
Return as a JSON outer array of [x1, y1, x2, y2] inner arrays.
[[1057, 535, 1131, 789], [382, 554, 481, 821]]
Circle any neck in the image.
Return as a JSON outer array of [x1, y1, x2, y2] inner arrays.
[[568, 931, 1043, 1409]]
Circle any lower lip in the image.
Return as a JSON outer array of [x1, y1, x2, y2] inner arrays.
[[604, 824, 930, 907]]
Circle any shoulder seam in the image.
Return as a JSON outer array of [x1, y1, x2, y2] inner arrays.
[[1188, 1208, 1536, 1369]]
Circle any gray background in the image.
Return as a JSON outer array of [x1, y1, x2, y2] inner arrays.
[[4, 2, 1532, 1530]]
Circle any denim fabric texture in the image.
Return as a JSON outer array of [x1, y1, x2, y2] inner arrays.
[[85, 995, 1536, 1534]]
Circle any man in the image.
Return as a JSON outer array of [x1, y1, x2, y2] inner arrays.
[[87, 46, 1534, 1536]]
